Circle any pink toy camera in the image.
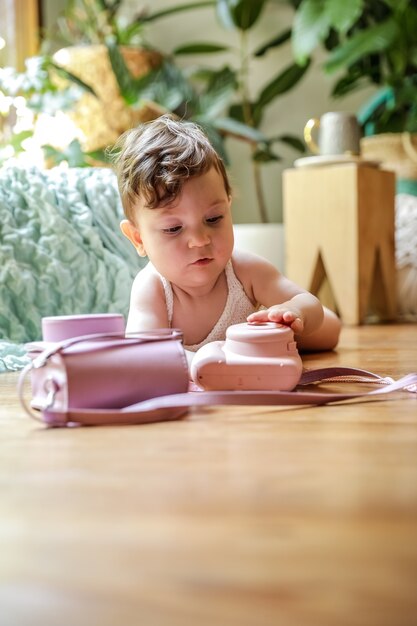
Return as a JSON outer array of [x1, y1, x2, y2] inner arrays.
[[191, 322, 303, 391]]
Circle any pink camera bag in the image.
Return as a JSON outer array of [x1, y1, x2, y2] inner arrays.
[[22, 330, 189, 426]]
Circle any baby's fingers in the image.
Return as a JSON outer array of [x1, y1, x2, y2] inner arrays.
[[248, 307, 304, 334], [269, 310, 304, 333], [288, 317, 304, 333], [247, 310, 272, 323]]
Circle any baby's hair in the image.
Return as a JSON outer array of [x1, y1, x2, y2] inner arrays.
[[113, 114, 232, 222]]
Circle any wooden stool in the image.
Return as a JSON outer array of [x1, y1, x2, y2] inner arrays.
[[283, 163, 397, 325]]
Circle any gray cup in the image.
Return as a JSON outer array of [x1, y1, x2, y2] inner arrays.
[[304, 112, 361, 156]]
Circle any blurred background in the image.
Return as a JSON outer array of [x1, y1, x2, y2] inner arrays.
[[1, 0, 417, 344], [1, 0, 382, 224]]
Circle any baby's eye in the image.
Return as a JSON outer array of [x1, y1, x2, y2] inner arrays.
[[206, 215, 224, 225], [162, 225, 182, 234]]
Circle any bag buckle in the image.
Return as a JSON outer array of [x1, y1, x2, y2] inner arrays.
[[42, 377, 59, 410], [18, 363, 60, 423]]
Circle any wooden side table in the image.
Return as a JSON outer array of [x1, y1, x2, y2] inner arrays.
[[283, 163, 396, 325]]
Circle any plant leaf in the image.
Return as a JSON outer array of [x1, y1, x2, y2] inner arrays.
[[216, 0, 267, 31], [106, 41, 141, 105], [85, 147, 110, 164], [326, 0, 364, 34], [216, 0, 235, 28], [50, 62, 97, 97], [331, 67, 367, 98], [212, 116, 268, 142], [9, 130, 33, 151], [43, 139, 88, 167], [174, 42, 229, 54], [253, 146, 281, 163], [356, 86, 394, 127], [191, 117, 229, 162], [132, 60, 196, 113], [254, 29, 292, 57], [117, 21, 145, 45], [256, 60, 311, 112], [273, 134, 306, 152], [292, 0, 332, 64], [228, 101, 263, 128], [324, 18, 400, 73], [144, 1, 216, 22], [197, 66, 237, 118]]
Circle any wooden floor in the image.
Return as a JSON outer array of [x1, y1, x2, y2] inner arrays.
[[1, 324, 416, 626]]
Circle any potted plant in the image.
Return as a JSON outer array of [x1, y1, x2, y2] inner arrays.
[[2, 0, 309, 256], [291, 0, 417, 179], [291, 0, 417, 318], [0, 0, 221, 165], [48, 0, 224, 154], [0, 1, 262, 167], [0, 0, 164, 165]]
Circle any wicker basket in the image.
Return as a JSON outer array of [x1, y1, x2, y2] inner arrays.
[[52, 45, 163, 152], [361, 133, 417, 179]]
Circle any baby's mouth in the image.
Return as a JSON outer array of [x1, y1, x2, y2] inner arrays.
[[191, 257, 213, 266]]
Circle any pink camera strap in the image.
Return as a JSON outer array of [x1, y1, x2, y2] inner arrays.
[[21, 366, 417, 427]]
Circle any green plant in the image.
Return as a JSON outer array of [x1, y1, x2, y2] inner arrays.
[[291, 0, 417, 135], [54, 0, 256, 166], [0, 55, 101, 165], [1, 0, 311, 214], [109, 0, 310, 222], [54, 0, 217, 46], [170, 0, 310, 222], [0, 1, 217, 166]]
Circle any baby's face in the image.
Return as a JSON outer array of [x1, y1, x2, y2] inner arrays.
[[134, 167, 234, 291]]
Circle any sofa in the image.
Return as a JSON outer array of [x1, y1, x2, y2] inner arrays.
[[0, 164, 145, 372]]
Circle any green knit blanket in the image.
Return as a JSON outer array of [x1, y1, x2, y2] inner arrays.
[[0, 165, 143, 372]]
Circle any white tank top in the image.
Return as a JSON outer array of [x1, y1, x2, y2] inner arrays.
[[159, 260, 257, 351]]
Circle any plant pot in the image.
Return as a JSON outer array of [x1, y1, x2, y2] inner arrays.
[[361, 132, 417, 320], [361, 132, 417, 179], [52, 45, 163, 152], [233, 223, 285, 271]]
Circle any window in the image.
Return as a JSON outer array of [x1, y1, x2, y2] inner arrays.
[[0, 0, 40, 69]]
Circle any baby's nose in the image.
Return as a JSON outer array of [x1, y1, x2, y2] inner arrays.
[[188, 227, 211, 248]]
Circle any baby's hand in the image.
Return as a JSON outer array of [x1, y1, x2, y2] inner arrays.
[[247, 305, 304, 334]]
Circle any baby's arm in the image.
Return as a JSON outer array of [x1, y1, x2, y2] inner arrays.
[[125, 263, 169, 334], [234, 251, 324, 335], [234, 251, 341, 350]]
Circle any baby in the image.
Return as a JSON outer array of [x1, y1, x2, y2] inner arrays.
[[115, 115, 341, 356]]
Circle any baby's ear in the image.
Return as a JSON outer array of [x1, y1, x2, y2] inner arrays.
[[120, 220, 147, 257]]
